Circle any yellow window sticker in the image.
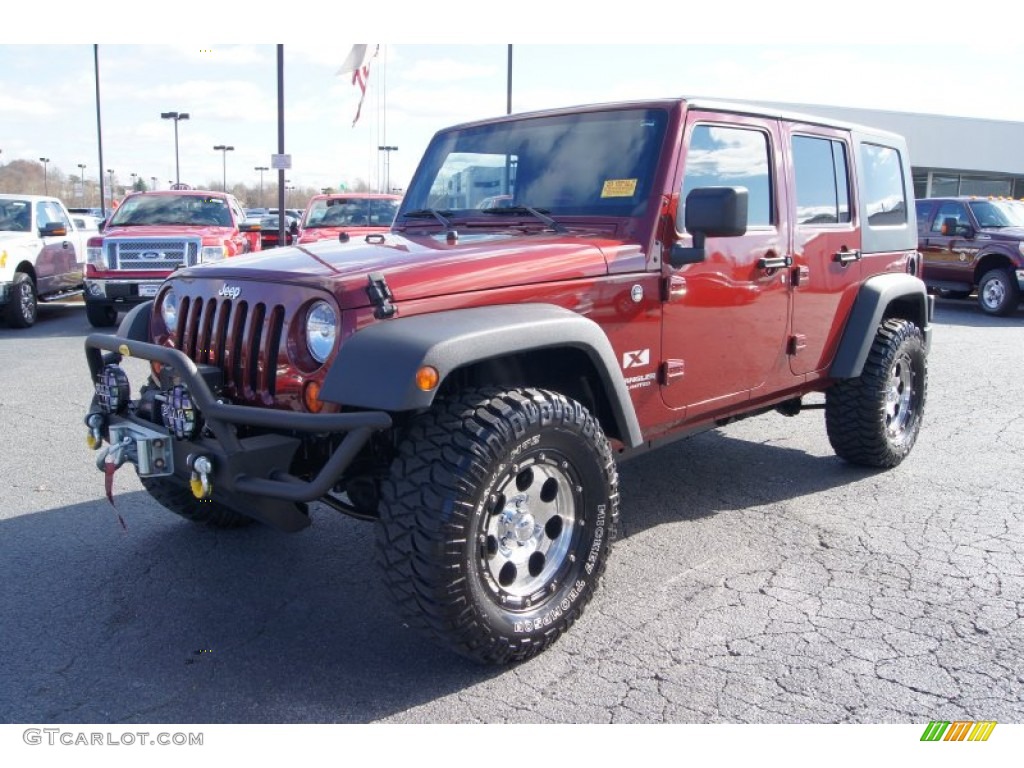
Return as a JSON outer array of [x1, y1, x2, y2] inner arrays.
[[601, 179, 638, 198]]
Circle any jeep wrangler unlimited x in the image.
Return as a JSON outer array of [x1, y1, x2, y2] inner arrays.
[[84, 99, 932, 664]]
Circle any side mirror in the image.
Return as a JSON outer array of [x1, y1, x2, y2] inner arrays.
[[669, 186, 748, 268], [289, 221, 299, 235], [41, 221, 67, 237]]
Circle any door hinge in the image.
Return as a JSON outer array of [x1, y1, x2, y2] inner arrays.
[[659, 359, 685, 385], [787, 335, 807, 356]]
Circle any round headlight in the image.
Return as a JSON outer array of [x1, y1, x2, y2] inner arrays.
[[160, 289, 179, 333], [305, 301, 337, 364], [161, 384, 200, 440]]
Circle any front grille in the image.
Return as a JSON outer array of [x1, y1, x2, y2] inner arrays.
[[176, 295, 285, 401], [110, 238, 200, 270]]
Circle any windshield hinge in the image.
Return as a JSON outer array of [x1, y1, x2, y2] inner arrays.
[[366, 272, 396, 319]]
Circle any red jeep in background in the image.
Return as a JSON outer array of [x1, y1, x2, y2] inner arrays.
[[84, 189, 260, 327], [297, 193, 401, 244]]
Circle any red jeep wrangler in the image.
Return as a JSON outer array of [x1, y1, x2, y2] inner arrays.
[[84, 189, 260, 327], [84, 99, 932, 664]]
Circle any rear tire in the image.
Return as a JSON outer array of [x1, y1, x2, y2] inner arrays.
[[826, 319, 927, 468], [377, 387, 618, 664], [139, 476, 254, 528], [86, 303, 119, 328], [5, 272, 37, 328]]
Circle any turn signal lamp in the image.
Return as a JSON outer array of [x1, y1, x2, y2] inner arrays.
[[303, 380, 324, 413], [416, 365, 440, 392]]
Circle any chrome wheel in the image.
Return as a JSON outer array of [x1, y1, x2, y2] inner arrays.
[[482, 456, 577, 601], [980, 274, 1006, 311], [885, 352, 915, 440]]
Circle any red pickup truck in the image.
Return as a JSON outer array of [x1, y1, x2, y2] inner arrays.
[[84, 189, 260, 327]]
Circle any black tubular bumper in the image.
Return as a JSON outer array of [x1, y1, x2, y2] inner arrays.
[[84, 333, 393, 529]]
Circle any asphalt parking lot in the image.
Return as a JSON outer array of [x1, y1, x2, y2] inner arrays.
[[0, 297, 1021, 724]]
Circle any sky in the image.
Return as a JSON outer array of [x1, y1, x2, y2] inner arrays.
[[4, 3, 1024, 204]]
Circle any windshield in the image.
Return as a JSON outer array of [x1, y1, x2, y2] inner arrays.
[[108, 194, 234, 227], [400, 108, 668, 220], [0, 199, 31, 232], [968, 199, 1024, 228], [304, 197, 400, 228]]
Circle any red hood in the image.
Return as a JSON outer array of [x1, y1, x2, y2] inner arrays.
[[169, 228, 638, 309], [100, 224, 238, 240], [298, 225, 390, 244]]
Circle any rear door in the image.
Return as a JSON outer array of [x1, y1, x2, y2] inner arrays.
[[786, 125, 861, 376]]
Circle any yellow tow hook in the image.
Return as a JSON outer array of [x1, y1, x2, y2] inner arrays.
[[86, 413, 104, 450], [189, 455, 214, 499]]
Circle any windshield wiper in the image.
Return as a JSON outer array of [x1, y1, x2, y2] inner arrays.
[[401, 209, 454, 228], [479, 205, 567, 233]]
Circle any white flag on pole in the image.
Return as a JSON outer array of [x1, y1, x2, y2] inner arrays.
[[337, 44, 379, 127]]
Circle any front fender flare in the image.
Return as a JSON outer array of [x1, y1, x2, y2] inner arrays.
[[324, 303, 644, 448]]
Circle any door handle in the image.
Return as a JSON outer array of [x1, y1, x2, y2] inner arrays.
[[757, 255, 792, 270], [832, 249, 861, 265]]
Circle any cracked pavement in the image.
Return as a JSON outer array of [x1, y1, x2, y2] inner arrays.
[[0, 299, 1021, 724]]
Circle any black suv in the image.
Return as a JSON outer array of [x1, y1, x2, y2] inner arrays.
[[917, 196, 1024, 316]]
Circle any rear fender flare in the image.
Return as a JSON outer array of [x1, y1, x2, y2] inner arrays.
[[830, 274, 932, 379]]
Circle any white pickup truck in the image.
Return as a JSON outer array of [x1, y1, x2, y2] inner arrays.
[[0, 194, 91, 328]]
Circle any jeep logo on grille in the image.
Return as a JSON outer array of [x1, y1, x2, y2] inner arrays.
[[140, 251, 162, 260], [218, 284, 241, 300]]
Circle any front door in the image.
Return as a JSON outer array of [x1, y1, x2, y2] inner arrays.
[[661, 113, 792, 417]]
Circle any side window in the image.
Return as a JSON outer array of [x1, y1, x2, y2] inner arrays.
[[37, 202, 71, 231], [916, 200, 935, 234], [860, 143, 907, 226], [681, 124, 773, 228], [931, 201, 968, 234], [792, 135, 851, 225]]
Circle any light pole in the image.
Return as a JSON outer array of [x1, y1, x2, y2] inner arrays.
[[254, 166, 268, 207], [378, 145, 397, 193], [130, 172, 137, 192], [77, 163, 87, 203], [151, 176, 158, 191], [160, 111, 190, 186], [213, 145, 234, 192], [39, 157, 50, 195], [106, 169, 115, 205]]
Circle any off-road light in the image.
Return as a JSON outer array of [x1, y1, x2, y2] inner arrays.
[[161, 384, 200, 440], [416, 365, 440, 391], [96, 365, 130, 414], [160, 289, 179, 333], [305, 301, 337, 364]]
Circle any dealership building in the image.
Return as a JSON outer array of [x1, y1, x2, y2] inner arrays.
[[756, 101, 1024, 200]]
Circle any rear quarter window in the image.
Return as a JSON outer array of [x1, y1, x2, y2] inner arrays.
[[855, 136, 916, 253]]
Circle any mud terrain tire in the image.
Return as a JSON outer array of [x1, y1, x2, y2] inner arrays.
[[377, 387, 619, 665], [826, 319, 927, 468]]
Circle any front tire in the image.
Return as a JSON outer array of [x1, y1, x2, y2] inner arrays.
[[826, 319, 927, 467], [378, 388, 619, 665], [977, 268, 1019, 316], [86, 303, 119, 328], [139, 476, 254, 528], [5, 272, 37, 328]]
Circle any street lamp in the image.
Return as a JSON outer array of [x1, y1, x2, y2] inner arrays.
[[213, 145, 234, 192], [151, 176, 158, 191], [39, 157, 50, 195], [254, 166, 269, 207], [77, 163, 87, 203], [378, 145, 398, 194], [106, 169, 115, 212], [160, 111, 190, 186], [130, 172, 138, 191]]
